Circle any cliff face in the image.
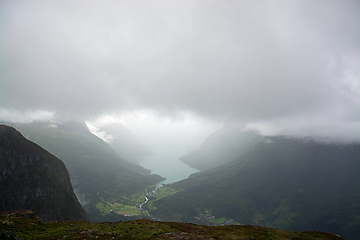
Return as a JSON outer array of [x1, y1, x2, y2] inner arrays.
[[0, 125, 89, 222], [6, 120, 164, 222]]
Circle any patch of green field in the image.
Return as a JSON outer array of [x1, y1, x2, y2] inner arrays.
[[153, 187, 179, 199], [96, 200, 145, 216], [97, 188, 178, 218], [209, 217, 227, 223], [111, 204, 144, 216], [95, 202, 112, 214], [145, 187, 179, 211], [129, 192, 147, 204]]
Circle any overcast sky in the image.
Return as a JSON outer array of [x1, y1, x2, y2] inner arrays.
[[1, 0, 359, 144]]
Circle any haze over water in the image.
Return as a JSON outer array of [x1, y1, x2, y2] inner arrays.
[[138, 147, 199, 187]]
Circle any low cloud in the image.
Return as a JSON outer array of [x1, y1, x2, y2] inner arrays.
[[87, 111, 221, 150], [1, 0, 359, 142], [0, 109, 55, 123], [86, 122, 116, 143]]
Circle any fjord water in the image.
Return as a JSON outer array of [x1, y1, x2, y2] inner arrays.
[[138, 147, 199, 187]]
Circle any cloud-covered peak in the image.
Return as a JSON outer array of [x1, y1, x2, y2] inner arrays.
[[1, 0, 359, 142]]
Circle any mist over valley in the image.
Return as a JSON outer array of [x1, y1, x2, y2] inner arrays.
[[1, 0, 359, 239]]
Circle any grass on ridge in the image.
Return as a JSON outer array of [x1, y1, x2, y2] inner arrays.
[[0, 212, 345, 240]]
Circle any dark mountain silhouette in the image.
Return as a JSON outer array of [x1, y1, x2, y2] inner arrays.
[[0, 125, 89, 222]]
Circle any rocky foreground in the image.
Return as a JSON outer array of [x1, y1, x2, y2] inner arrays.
[[0, 211, 344, 240]]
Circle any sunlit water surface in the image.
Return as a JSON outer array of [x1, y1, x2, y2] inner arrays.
[[138, 148, 199, 187]]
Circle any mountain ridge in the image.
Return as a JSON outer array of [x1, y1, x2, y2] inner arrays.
[[150, 131, 360, 240], [0, 211, 346, 240], [0, 125, 89, 222]]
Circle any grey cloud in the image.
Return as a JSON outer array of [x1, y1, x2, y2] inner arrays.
[[1, 0, 359, 141]]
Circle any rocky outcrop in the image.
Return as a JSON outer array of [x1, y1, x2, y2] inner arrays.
[[0, 125, 89, 222]]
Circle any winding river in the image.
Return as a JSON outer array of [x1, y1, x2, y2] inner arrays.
[[137, 147, 199, 219], [137, 188, 161, 221]]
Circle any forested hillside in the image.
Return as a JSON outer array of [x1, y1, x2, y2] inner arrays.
[[180, 127, 262, 170], [151, 135, 360, 240]]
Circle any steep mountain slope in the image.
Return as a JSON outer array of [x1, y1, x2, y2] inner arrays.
[[5, 121, 164, 222], [0, 125, 89, 222], [180, 127, 262, 170], [151, 136, 360, 240], [100, 122, 154, 163]]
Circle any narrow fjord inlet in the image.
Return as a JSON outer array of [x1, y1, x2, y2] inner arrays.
[[138, 147, 199, 186]]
